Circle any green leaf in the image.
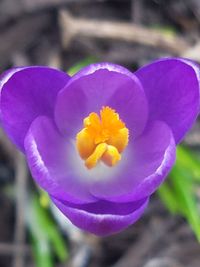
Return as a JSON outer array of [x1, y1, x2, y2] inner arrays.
[[68, 57, 97, 76], [27, 196, 53, 267], [30, 234, 53, 267], [170, 165, 200, 242], [150, 24, 176, 37], [39, 189, 50, 208], [158, 145, 200, 242], [176, 146, 200, 182], [158, 183, 179, 214], [27, 194, 69, 267]]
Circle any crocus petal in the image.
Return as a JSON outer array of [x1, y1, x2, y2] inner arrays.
[[89, 121, 176, 202], [24, 116, 96, 204], [51, 196, 149, 236], [0, 67, 70, 151], [55, 63, 148, 140], [2, 59, 198, 237], [135, 58, 200, 143]]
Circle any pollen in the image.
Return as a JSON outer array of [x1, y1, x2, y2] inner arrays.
[[76, 106, 129, 169]]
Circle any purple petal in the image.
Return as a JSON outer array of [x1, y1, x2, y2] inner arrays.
[[24, 116, 96, 204], [55, 63, 148, 140], [89, 120, 176, 202], [135, 58, 200, 143], [51, 196, 149, 236], [0, 67, 70, 151]]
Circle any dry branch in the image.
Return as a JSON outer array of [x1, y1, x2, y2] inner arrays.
[[0, 243, 30, 255], [12, 152, 28, 267], [59, 10, 190, 55], [23, 0, 99, 11], [182, 41, 200, 62], [0, 130, 28, 267], [0, 13, 51, 70]]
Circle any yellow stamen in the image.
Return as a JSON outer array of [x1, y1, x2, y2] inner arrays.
[[76, 128, 95, 160], [107, 128, 129, 153], [85, 143, 107, 169], [76, 106, 129, 169], [102, 145, 121, 167]]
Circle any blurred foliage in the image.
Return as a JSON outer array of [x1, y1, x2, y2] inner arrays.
[[39, 188, 51, 208], [158, 145, 200, 242], [68, 56, 97, 76], [27, 193, 69, 267], [151, 24, 176, 37]]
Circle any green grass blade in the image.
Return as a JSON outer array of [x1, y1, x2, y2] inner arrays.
[[30, 235, 53, 267], [27, 194, 69, 266], [158, 145, 200, 242], [158, 182, 179, 213], [176, 146, 200, 182], [170, 165, 200, 241], [27, 196, 53, 267], [68, 57, 97, 76]]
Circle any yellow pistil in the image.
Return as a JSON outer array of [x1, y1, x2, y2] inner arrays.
[[76, 106, 129, 169]]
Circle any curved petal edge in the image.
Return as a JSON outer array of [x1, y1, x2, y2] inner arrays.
[[0, 66, 70, 151], [51, 197, 149, 236], [135, 57, 200, 143]]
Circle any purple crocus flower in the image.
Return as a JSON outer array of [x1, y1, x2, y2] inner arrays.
[[0, 58, 199, 236]]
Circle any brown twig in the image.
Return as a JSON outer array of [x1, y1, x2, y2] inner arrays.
[[0, 243, 30, 255], [0, 129, 17, 162], [23, 0, 103, 11], [131, 0, 143, 24], [0, 13, 51, 70], [112, 218, 177, 267], [182, 41, 200, 62], [59, 10, 189, 55], [0, 129, 28, 266], [12, 152, 28, 267]]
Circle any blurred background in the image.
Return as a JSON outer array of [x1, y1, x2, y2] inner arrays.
[[1, 0, 200, 266]]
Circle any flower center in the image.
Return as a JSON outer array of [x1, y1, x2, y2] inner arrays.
[[76, 106, 129, 169]]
